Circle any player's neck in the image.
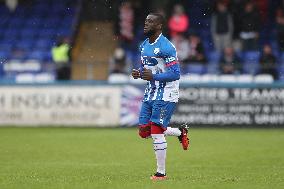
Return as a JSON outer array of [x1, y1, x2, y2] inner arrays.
[[149, 32, 162, 44]]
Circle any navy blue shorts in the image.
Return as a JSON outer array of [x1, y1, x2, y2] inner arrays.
[[139, 100, 177, 129]]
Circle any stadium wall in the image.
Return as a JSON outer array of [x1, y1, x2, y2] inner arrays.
[[0, 82, 284, 127]]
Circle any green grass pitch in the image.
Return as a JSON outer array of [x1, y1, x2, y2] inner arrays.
[[0, 127, 283, 189]]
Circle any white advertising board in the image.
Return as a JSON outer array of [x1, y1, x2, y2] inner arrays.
[[0, 86, 121, 126]]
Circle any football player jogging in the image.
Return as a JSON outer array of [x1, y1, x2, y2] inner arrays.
[[132, 13, 189, 181]]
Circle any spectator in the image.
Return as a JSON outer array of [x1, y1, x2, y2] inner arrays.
[[211, 0, 233, 52], [114, 1, 135, 50], [168, 4, 189, 39], [220, 47, 241, 74], [185, 34, 207, 64], [228, 0, 244, 39], [259, 44, 278, 80], [5, 0, 18, 12], [276, 8, 284, 52], [51, 37, 71, 80], [109, 47, 131, 74], [170, 32, 189, 66], [239, 1, 261, 51]]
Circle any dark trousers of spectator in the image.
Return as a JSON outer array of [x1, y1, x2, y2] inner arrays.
[[56, 64, 71, 80], [278, 35, 284, 52], [260, 69, 278, 80], [242, 38, 259, 51]]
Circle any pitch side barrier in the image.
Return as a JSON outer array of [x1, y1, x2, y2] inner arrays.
[[0, 80, 284, 127]]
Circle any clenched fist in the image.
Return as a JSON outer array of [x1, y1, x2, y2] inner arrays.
[[141, 67, 153, 81], [132, 69, 140, 79]]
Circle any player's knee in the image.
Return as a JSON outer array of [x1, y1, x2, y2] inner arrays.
[[138, 124, 151, 138], [150, 122, 165, 134]]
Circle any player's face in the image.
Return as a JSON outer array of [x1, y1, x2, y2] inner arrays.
[[144, 15, 160, 36]]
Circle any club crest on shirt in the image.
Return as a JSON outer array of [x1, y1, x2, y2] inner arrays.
[[154, 48, 160, 54]]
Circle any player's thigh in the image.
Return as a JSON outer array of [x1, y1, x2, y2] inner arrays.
[[150, 100, 176, 128], [139, 101, 153, 125]]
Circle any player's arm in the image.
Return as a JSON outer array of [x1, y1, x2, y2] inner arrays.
[[141, 62, 180, 82], [153, 63, 180, 82], [143, 43, 180, 82]]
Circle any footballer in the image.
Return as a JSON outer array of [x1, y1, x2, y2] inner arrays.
[[131, 13, 189, 180]]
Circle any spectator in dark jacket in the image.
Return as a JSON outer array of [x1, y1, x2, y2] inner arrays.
[[239, 1, 261, 51], [276, 8, 284, 52], [185, 34, 207, 64], [211, 0, 233, 52], [259, 44, 278, 80]]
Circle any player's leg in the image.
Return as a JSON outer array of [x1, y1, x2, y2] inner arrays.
[[138, 101, 152, 139], [164, 127, 181, 136], [164, 125, 189, 150], [149, 100, 176, 180], [150, 121, 167, 180], [162, 103, 190, 150]]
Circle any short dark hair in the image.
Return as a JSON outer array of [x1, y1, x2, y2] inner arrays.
[[148, 12, 165, 26]]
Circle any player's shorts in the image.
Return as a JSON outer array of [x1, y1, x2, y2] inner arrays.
[[139, 100, 177, 129]]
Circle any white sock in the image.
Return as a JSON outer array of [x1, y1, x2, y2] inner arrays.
[[152, 134, 167, 175], [164, 127, 181, 136]]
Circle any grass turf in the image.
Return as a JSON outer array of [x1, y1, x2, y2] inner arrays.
[[0, 127, 283, 189]]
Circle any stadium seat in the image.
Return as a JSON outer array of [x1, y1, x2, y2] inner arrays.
[[254, 74, 274, 83], [0, 51, 10, 61], [208, 51, 221, 64], [184, 64, 206, 74], [28, 51, 47, 61], [200, 74, 218, 82], [108, 73, 129, 83], [34, 72, 55, 83], [15, 73, 35, 83], [180, 74, 201, 83], [0, 0, 78, 80], [242, 51, 260, 74], [16, 39, 34, 50], [236, 74, 254, 83], [218, 74, 237, 83], [280, 52, 284, 65], [129, 76, 147, 84], [20, 28, 39, 39]]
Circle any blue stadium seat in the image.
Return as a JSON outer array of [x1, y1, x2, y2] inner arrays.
[[20, 28, 38, 39], [0, 51, 10, 61], [43, 18, 61, 28], [208, 51, 221, 64], [206, 51, 221, 74], [8, 17, 25, 28], [34, 39, 53, 50], [28, 50, 52, 62], [0, 0, 78, 77], [0, 43, 13, 51], [4, 28, 20, 38], [184, 63, 207, 74], [25, 18, 43, 28], [16, 39, 34, 50], [38, 29, 56, 38], [280, 52, 284, 65], [277, 64, 284, 81], [28, 51, 46, 61], [57, 28, 73, 36], [242, 51, 260, 74]]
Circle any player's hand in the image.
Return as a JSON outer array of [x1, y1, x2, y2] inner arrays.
[[132, 69, 140, 79], [142, 67, 153, 81]]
